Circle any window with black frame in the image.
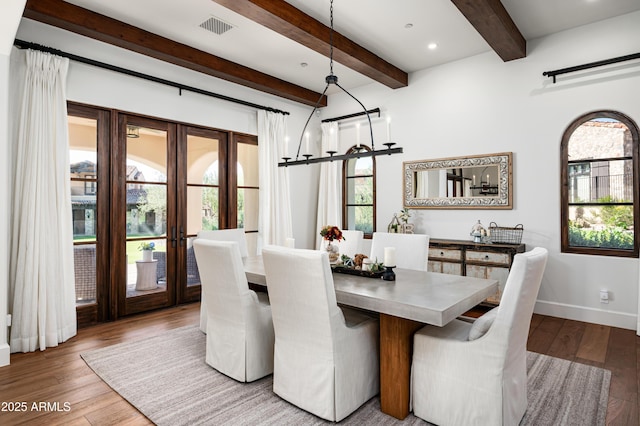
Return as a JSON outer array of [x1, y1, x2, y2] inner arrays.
[[561, 111, 640, 257], [343, 146, 376, 236]]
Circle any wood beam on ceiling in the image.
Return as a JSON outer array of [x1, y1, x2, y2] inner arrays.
[[450, 0, 526, 62], [212, 0, 408, 89], [22, 0, 326, 107]]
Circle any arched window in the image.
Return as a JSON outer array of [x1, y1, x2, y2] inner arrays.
[[343, 145, 376, 236], [561, 111, 640, 257]]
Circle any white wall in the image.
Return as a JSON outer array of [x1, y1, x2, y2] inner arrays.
[[0, 53, 11, 366], [0, 0, 26, 367], [317, 11, 640, 330]]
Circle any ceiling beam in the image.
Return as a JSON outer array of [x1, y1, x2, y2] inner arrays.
[[212, 0, 408, 89], [450, 0, 526, 61], [22, 0, 326, 107]]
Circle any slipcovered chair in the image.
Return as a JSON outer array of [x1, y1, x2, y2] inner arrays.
[[197, 228, 249, 332], [262, 245, 379, 422], [336, 229, 364, 258], [411, 247, 548, 426], [193, 239, 274, 382], [369, 232, 429, 271]]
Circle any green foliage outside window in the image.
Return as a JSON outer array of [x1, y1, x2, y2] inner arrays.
[[598, 196, 634, 229], [569, 196, 634, 250], [569, 225, 634, 249]]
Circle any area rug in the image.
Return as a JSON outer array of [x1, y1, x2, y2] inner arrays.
[[81, 325, 610, 425]]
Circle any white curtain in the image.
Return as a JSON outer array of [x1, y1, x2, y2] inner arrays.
[[316, 122, 341, 249], [416, 171, 429, 198], [257, 110, 293, 248], [9, 49, 76, 353]]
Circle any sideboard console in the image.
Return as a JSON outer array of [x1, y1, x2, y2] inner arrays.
[[428, 238, 526, 305]]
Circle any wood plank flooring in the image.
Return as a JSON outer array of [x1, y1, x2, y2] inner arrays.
[[0, 304, 638, 425]]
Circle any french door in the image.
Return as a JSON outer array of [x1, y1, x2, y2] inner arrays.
[[116, 114, 178, 315], [117, 116, 234, 315], [69, 103, 255, 325]]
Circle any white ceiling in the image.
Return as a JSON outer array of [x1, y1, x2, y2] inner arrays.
[[61, 0, 640, 94]]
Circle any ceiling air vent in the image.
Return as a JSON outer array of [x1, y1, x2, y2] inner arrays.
[[199, 16, 234, 36]]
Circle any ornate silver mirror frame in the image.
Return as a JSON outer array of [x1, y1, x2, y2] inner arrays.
[[403, 152, 513, 209]]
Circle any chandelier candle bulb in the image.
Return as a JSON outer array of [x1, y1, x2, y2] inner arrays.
[[356, 122, 361, 148], [305, 132, 310, 154], [384, 247, 396, 267], [386, 117, 391, 142], [487, 174, 490, 185]]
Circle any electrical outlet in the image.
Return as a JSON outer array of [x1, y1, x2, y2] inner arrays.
[[600, 290, 609, 304]]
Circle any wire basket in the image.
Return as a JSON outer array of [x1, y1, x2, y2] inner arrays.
[[488, 222, 524, 244]]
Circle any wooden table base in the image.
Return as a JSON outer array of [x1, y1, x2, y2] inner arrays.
[[379, 313, 424, 420]]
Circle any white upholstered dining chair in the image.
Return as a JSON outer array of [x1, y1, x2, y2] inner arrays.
[[320, 229, 364, 258], [411, 247, 548, 426], [197, 228, 249, 332], [193, 239, 274, 382], [261, 245, 379, 422], [369, 232, 429, 271]]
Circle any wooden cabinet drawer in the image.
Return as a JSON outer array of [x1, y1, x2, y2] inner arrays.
[[466, 250, 510, 265], [428, 260, 463, 275], [428, 248, 462, 261]]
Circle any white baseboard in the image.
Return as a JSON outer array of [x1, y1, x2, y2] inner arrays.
[[0, 343, 9, 367], [534, 299, 637, 331]]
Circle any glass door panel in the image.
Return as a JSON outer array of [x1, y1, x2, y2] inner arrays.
[[237, 141, 258, 256], [70, 115, 98, 305], [179, 128, 224, 302], [121, 118, 175, 315]]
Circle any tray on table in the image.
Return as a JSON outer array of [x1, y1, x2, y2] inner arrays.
[[331, 265, 384, 278]]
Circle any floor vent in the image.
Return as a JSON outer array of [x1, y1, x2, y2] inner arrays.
[[199, 16, 234, 35]]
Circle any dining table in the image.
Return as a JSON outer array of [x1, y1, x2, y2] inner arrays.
[[243, 256, 498, 420]]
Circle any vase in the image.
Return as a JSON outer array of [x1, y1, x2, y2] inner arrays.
[[142, 250, 153, 262], [326, 241, 339, 262]]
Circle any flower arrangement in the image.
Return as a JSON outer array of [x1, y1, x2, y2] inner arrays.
[[320, 225, 344, 242], [138, 241, 156, 251], [399, 208, 411, 223]]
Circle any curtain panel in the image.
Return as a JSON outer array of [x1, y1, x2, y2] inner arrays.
[[9, 49, 77, 352], [257, 111, 293, 249], [315, 122, 341, 249]]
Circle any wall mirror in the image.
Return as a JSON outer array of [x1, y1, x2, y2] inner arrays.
[[403, 152, 513, 209]]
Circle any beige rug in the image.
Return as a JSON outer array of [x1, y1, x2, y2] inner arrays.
[[81, 325, 610, 425]]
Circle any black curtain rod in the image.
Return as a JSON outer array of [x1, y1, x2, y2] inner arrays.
[[13, 39, 290, 116], [543, 52, 640, 83], [322, 108, 380, 123]]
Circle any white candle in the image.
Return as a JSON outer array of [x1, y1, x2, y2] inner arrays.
[[305, 132, 310, 153], [384, 247, 396, 267], [473, 175, 476, 186], [356, 122, 361, 148], [386, 117, 391, 142], [285, 238, 295, 248], [487, 174, 490, 185], [284, 136, 290, 157]]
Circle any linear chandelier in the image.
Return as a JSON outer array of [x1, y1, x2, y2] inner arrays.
[[279, 0, 403, 167]]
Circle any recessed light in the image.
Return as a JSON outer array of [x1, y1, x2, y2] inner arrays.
[[300, 62, 308, 68], [428, 43, 438, 50], [405, 23, 413, 29]]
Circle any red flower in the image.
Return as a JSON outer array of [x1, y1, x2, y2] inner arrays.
[[320, 225, 344, 242]]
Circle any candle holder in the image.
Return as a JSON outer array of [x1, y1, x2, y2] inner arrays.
[[382, 266, 396, 281], [383, 142, 396, 152], [303, 154, 312, 163], [326, 150, 337, 161]]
